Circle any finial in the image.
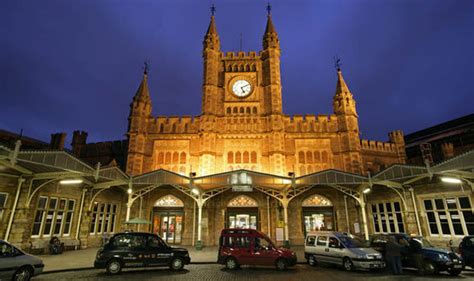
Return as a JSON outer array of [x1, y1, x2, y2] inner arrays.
[[333, 55, 342, 71], [266, 2, 272, 16], [210, 4, 216, 16], [143, 61, 149, 75]]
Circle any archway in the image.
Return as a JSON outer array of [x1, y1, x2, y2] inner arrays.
[[302, 194, 334, 235], [226, 195, 259, 230], [152, 194, 184, 244]]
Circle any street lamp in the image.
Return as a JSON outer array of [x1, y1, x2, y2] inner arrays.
[[363, 187, 371, 194], [127, 188, 133, 194], [191, 188, 200, 195]]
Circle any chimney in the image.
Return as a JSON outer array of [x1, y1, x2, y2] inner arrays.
[[50, 132, 67, 150], [441, 142, 454, 160], [71, 130, 88, 156]]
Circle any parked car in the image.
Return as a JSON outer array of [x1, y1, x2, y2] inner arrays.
[[459, 235, 474, 268], [304, 231, 385, 271], [94, 232, 190, 274], [0, 239, 44, 281], [217, 228, 297, 270], [370, 233, 463, 276]]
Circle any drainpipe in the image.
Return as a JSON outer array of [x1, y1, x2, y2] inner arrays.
[[75, 188, 87, 247], [344, 195, 350, 233], [192, 201, 196, 246], [267, 196, 271, 238], [409, 187, 422, 236], [5, 177, 24, 241]]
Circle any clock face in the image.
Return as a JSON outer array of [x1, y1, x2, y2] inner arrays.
[[232, 79, 252, 97]]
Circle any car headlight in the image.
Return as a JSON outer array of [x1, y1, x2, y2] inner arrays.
[[437, 254, 450, 262]]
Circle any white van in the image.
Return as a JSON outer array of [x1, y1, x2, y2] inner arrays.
[[304, 231, 385, 271]]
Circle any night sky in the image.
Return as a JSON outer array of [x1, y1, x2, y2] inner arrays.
[[1, 0, 473, 145]]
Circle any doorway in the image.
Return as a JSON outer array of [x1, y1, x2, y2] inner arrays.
[[152, 210, 183, 244], [302, 194, 334, 236], [226, 195, 259, 230]]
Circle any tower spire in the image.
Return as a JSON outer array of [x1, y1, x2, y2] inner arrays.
[[333, 61, 357, 117], [203, 4, 220, 51], [133, 62, 151, 104], [263, 3, 279, 49]]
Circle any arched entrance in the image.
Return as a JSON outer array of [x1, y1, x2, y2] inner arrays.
[[152, 195, 184, 244], [226, 195, 259, 229], [302, 194, 334, 235]]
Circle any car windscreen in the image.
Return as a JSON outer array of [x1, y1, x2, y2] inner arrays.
[[410, 237, 433, 248], [339, 235, 367, 248]]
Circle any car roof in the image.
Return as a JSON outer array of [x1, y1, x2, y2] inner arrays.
[[306, 231, 348, 236]]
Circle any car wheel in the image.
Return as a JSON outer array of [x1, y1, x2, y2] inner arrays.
[[13, 266, 32, 281], [275, 258, 288, 271], [343, 257, 354, 271], [170, 257, 184, 271], [423, 260, 439, 275], [106, 259, 123, 275], [225, 257, 239, 270], [448, 268, 462, 276], [308, 255, 317, 266]]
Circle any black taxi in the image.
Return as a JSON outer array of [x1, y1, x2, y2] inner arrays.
[[94, 232, 190, 274]]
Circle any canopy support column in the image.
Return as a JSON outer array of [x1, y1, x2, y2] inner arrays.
[[5, 177, 24, 241], [282, 199, 290, 248], [409, 187, 423, 236], [359, 195, 369, 241], [75, 188, 87, 248]]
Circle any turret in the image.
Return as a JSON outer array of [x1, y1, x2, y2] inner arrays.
[[389, 130, 407, 163], [71, 130, 88, 156], [202, 6, 221, 116], [261, 4, 282, 114], [333, 68, 357, 117]]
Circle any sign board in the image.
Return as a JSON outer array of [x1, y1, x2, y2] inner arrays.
[[232, 185, 253, 192], [275, 228, 284, 241], [277, 220, 285, 228], [354, 222, 360, 234]]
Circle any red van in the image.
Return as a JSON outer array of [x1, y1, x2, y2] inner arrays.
[[217, 228, 297, 270]]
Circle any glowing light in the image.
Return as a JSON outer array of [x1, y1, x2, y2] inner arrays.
[[441, 177, 462, 184], [59, 179, 83, 185], [363, 187, 371, 194], [127, 188, 133, 194], [191, 188, 200, 195]]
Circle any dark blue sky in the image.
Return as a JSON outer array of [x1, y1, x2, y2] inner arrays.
[[1, 0, 473, 145]]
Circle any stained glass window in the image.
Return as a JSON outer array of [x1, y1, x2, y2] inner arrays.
[[155, 195, 184, 207], [227, 195, 258, 207], [302, 195, 332, 207]]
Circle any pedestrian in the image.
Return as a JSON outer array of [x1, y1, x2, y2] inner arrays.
[[409, 238, 424, 275], [385, 236, 404, 275]]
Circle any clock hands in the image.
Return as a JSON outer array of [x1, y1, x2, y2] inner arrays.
[[241, 84, 250, 94]]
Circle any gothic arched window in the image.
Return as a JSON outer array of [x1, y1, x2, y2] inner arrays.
[[235, 151, 242, 163], [243, 151, 249, 163], [322, 151, 328, 162], [298, 151, 306, 164], [302, 194, 332, 207], [306, 151, 313, 163], [165, 152, 171, 164], [240, 107, 244, 114], [159, 124, 164, 133], [157, 152, 164, 164], [173, 152, 179, 163], [180, 152, 186, 164], [228, 151, 234, 163], [227, 107, 231, 114], [155, 195, 184, 207], [314, 151, 321, 162], [246, 107, 251, 114], [250, 151, 257, 163], [252, 107, 257, 114]]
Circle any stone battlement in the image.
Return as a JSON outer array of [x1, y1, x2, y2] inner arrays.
[[151, 115, 199, 134], [361, 139, 396, 152], [284, 114, 338, 133], [221, 51, 259, 60]]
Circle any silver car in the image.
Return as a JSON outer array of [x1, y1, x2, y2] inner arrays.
[[0, 240, 44, 281], [304, 231, 385, 271]]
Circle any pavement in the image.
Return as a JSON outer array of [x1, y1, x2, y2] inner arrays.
[[38, 246, 307, 272], [34, 264, 474, 281]]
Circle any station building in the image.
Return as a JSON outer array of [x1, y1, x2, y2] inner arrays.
[[0, 12, 473, 252]]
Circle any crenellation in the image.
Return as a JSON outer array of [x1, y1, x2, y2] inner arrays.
[[223, 51, 261, 60], [360, 139, 396, 153]]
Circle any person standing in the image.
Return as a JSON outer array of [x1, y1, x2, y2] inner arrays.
[[409, 238, 424, 275], [385, 236, 404, 275]]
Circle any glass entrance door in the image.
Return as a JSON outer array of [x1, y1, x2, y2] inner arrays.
[[303, 207, 334, 235], [227, 208, 258, 229], [152, 211, 183, 244]]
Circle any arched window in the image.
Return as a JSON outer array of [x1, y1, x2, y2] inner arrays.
[[243, 151, 249, 163], [227, 107, 231, 114], [228, 65, 232, 72], [240, 107, 244, 114], [246, 107, 251, 114], [306, 151, 313, 163], [252, 107, 257, 114], [159, 124, 164, 133], [245, 64, 250, 72], [228, 195, 258, 207], [251, 64, 256, 71], [250, 151, 257, 163], [300, 165, 306, 176], [314, 151, 321, 162], [302, 194, 332, 207], [155, 195, 184, 207], [235, 151, 242, 163], [165, 152, 171, 164], [157, 152, 164, 164], [180, 152, 186, 164], [233, 65, 238, 72], [298, 151, 306, 164], [233, 107, 238, 114], [322, 151, 328, 162], [228, 151, 234, 163], [173, 152, 179, 163], [184, 123, 188, 132], [239, 65, 244, 72]]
